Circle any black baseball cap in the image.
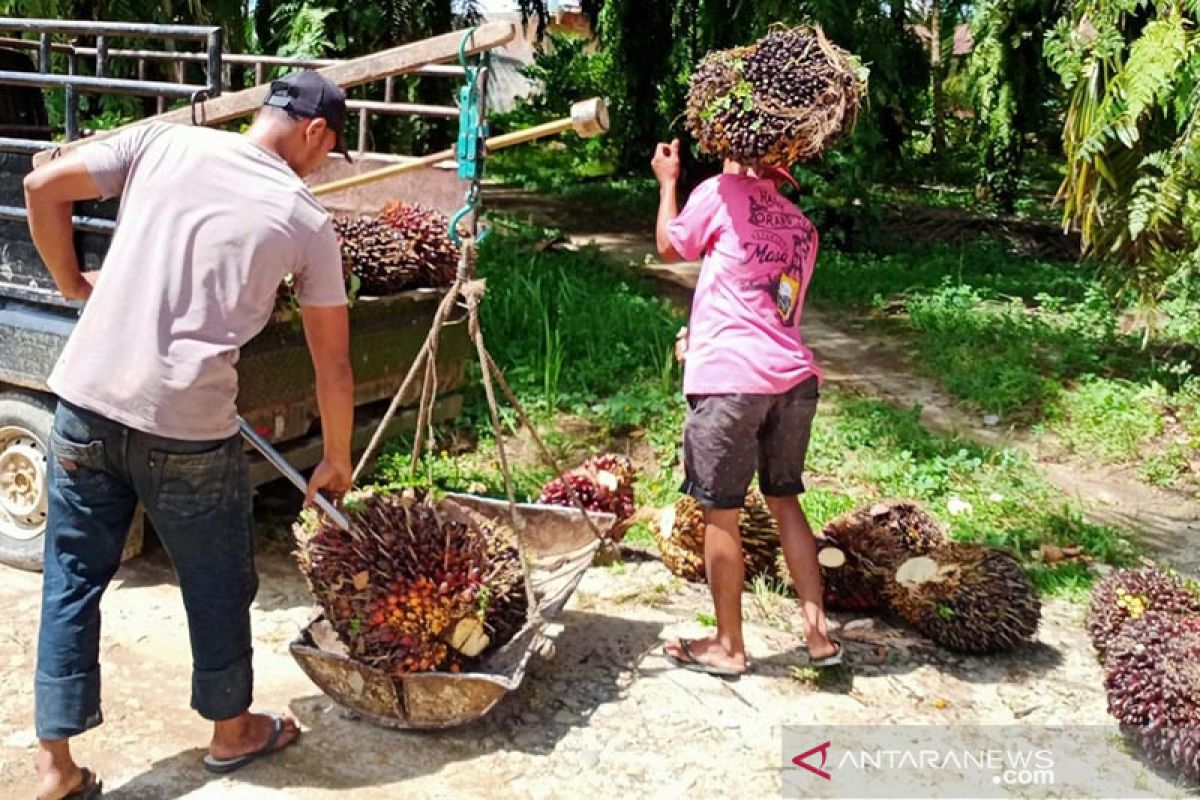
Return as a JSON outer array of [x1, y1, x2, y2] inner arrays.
[[264, 70, 350, 160]]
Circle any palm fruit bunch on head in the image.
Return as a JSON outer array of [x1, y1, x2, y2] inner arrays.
[[1086, 567, 1200, 658], [1104, 611, 1200, 781], [653, 487, 779, 583], [685, 26, 866, 167], [819, 499, 945, 602], [887, 542, 1041, 653], [537, 453, 637, 541], [294, 491, 527, 675], [332, 201, 459, 296]]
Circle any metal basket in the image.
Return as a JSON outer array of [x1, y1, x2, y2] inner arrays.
[[289, 495, 614, 729]]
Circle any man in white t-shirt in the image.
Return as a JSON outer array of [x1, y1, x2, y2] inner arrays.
[[24, 71, 355, 799]]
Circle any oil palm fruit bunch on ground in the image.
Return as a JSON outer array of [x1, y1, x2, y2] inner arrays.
[[684, 26, 866, 167], [887, 542, 1041, 653], [294, 492, 526, 675], [332, 202, 459, 296], [1104, 610, 1200, 781], [775, 532, 881, 611], [1086, 567, 1200, 658], [537, 453, 637, 541], [819, 499, 945, 599], [653, 488, 779, 583]]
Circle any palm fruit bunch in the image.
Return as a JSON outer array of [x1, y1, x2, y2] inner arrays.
[[537, 453, 637, 541], [684, 26, 866, 167], [887, 542, 1041, 653], [819, 499, 946, 599], [775, 532, 881, 611], [652, 488, 779, 583], [1086, 567, 1200, 658], [294, 492, 526, 675], [378, 201, 460, 287], [332, 215, 418, 296], [332, 201, 459, 296], [1104, 611, 1200, 781]]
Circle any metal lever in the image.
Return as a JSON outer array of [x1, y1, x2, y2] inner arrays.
[[237, 418, 352, 532]]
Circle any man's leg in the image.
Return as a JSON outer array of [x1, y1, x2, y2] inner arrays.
[[765, 494, 836, 659], [36, 402, 137, 800], [131, 432, 297, 763]]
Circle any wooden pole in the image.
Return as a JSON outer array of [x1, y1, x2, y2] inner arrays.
[[311, 98, 608, 197], [32, 23, 516, 168]]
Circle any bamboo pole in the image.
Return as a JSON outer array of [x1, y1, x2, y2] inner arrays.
[[311, 98, 609, 197]]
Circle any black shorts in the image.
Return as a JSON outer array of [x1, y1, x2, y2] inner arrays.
[[681, 376, 819, 509]]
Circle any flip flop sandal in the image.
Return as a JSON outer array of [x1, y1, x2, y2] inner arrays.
[[806, 640, 844, 668], [202, 714, 294, 775], [37, 767, 102, 800], [663, 639, 745, 678]]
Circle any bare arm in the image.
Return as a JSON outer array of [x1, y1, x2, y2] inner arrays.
[[301, 304, 355, 503], [23, 153, 105, 301], [652, 139, 682, 262]]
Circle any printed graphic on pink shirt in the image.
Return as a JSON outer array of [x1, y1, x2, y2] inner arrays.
[[737, 189, 817, 326], [667, 174, 821, 396]]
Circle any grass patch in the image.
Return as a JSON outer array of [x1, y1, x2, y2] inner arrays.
[[807, 389, 1137, 584], [810, 240, 1200, 489]]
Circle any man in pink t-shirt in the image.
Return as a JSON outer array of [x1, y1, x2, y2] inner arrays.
[[653, 139, 839, 676]]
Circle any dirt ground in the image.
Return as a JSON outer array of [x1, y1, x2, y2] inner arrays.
[[0, 531, 1191, 800]]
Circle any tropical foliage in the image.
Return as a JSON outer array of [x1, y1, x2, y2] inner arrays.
[[1046, 1, 1200, 309]]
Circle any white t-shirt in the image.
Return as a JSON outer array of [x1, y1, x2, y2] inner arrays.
[[48, 122, 347, 440]]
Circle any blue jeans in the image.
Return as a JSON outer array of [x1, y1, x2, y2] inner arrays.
[[36, 400, 257, 740]]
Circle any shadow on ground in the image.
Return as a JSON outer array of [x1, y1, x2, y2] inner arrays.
[[104, 610, 663, 796]]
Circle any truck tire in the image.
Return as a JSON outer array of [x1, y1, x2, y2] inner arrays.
[[0, 391, 147, 572], [0, 390, 54, 571]]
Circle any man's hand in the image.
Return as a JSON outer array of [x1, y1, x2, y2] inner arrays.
[[305, 457, 353, 507], [652, 139, 681, 186]]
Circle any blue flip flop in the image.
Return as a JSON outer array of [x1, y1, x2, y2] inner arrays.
[[202, 714, 294, 775]]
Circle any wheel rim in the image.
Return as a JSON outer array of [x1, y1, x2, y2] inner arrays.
[[0, 425, 48, 541]]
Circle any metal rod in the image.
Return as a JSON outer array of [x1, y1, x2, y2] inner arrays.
[[0, 138, 57, 153], [0, 70, 208, 98], [37, 33, 49, 72], [205, 29, 222, 95], [237, 419, 351, 532], [65, 50, 77, 142], [346, 99, 458, 118], [0, 18, 217, 39], [95, 35, 108, 77], [357, 106, 368, 155], [0, 204, 115, 234], [0, 37, 467, 76]]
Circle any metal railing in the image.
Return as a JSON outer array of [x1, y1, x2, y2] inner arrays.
[[0, 32, 465, 155], [0, 17, 222, 143]]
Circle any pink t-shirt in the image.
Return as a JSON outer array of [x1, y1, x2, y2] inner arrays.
[[668, 174, 821, 396]]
